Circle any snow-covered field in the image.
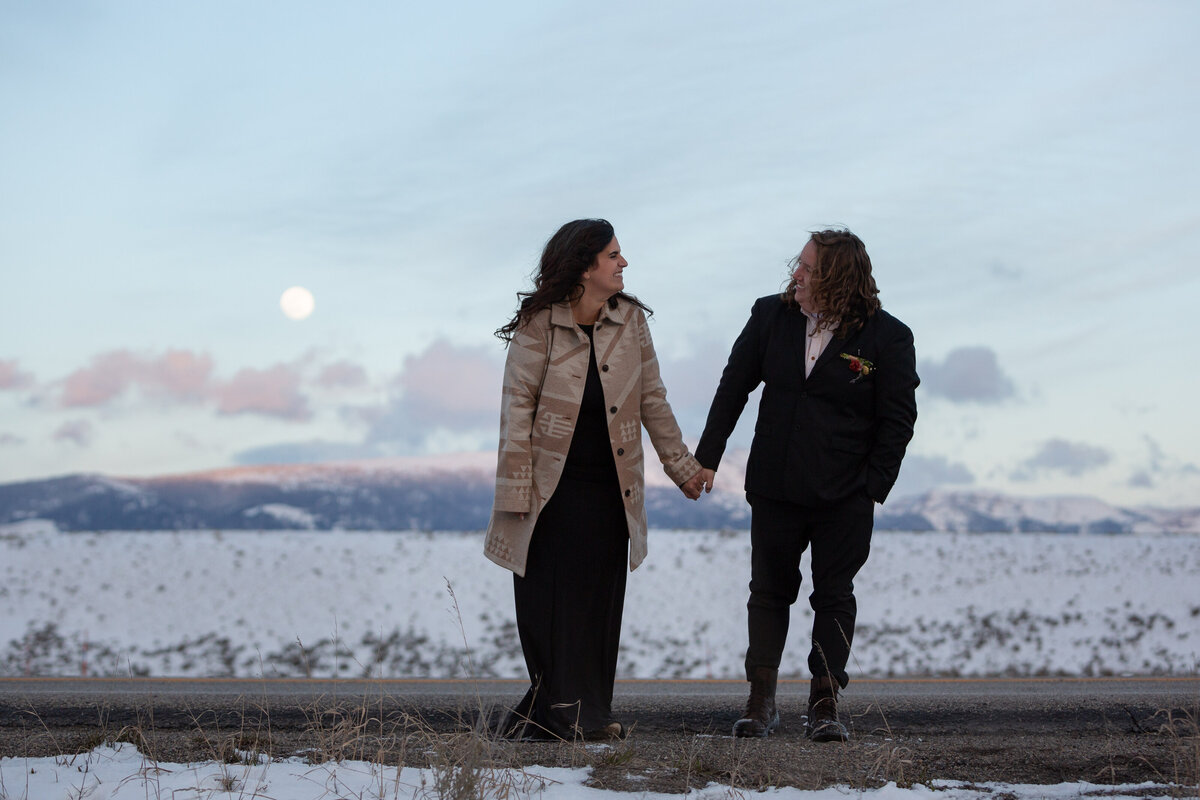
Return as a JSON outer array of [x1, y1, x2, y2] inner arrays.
[[2, 521, 1198, 679], [0, 743, 1182, 800]]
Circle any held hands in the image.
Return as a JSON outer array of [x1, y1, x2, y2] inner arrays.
[[679, 473, 703, 500], [518, 468, 714, 510], [678, 468, 716, 501]]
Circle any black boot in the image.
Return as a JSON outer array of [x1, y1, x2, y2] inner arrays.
[[732, 666, 780, 737], [804, 675, 849, 742]]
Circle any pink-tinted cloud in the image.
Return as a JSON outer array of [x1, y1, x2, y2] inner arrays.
[[49, 348, 332, 421], [147, 349, 214, 401], [398, 340, 500, 423], [61, 351, 138, 406], [0, 359, 34, 390], [0, 432, 24, 446], [315, 360, 368, 389], [60, 349, 214, 407], [53, 419, 94, 447], [215, 364, 312, 421], [364, 339, 502, 445]]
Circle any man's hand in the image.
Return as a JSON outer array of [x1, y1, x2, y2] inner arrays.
[[699, 468, 716, 494], [679, 472, 705, 500]]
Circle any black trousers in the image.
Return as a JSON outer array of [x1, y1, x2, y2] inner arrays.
[[744, 491, 874, 689]]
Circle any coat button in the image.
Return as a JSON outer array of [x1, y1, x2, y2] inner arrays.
[[624, 489, 631, 497], [601, 364, 609, 372], [610, 406, 618, 414], [617, 448, 624, 456]]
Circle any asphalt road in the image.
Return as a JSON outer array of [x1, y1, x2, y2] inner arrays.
[[2, 676, 1196, 733]]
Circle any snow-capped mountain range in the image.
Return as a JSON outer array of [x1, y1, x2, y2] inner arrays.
[[1, 451, 1196, 533]]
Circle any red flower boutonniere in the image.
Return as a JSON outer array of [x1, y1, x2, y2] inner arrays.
[[840, 353, 874, 383]]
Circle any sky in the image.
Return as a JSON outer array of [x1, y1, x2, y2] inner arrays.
[[2, 1, 1199, 507]]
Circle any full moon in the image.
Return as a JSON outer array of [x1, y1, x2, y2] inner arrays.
[[279, 286, 315, 320]]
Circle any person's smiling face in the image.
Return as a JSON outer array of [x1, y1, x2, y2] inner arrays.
[[791, 239, 818, 314], [583, 237, 627, 299]]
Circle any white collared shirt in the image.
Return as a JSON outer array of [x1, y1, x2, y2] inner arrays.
[[802, 307, 837, 378]]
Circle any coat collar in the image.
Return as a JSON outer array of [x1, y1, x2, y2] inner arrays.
[[549, 298, 630, 328]]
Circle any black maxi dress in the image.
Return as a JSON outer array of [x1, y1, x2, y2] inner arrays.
[[504, 324, 629, 740]]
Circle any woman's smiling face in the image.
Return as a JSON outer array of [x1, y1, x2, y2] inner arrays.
[[583, 237, 627, 299]]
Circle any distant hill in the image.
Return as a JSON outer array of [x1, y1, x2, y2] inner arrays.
[[0, 453, 1196, 533], [875, 489, 1200, 534]]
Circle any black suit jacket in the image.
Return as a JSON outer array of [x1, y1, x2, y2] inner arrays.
[[696, 295, 918, 507]]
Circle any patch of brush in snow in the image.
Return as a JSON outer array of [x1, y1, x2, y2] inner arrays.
[[2, 526, 1198, 679]]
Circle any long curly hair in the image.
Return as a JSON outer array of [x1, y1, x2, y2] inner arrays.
[[783, 228, 880, 337], [495, 218, 651, 342]]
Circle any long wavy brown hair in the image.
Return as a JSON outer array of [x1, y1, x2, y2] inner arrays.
[[495, 219, 651, 343], [783, 228, 880, 337]]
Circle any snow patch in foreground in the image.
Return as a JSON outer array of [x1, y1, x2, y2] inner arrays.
[[0, 744, 1184, 800]]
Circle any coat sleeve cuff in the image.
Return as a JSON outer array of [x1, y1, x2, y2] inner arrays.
[[664, 453, 703, 486]]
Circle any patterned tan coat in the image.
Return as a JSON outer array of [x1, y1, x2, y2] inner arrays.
[[485, 298, 702, 576]]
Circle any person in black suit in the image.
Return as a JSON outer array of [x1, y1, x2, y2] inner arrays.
[[695, 229, 918, 742]]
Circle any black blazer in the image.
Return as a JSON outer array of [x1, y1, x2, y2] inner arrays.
[[696, 294, 918, 507]]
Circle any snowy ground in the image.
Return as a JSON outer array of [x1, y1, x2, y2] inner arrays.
[[3, 521, 1198, 679], [0, 743, 1186, 800]]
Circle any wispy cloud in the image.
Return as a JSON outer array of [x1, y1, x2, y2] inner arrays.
[[891, 453, 975, 498], [0, 359, 34, 390], [227, 340, 504, 462], [1012, 438, 1111, 481], [920, 347, 1015, 404], [60, 350, 214, 407], [53, 419, 94, 447], [1127, 471, 1154, 489], [215, 365, 311, 422], [315, 360, 368, 390], [363, 339, 502, 448], [1125, 435, 1200, 490], [42, 349, 376, 422], [234, 440, 382, 466], [656, 340, 734, 420]]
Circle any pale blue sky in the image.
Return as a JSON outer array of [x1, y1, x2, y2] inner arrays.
[[2, 1, 1198, 505]]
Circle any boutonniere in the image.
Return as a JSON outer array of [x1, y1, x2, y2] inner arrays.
[[840, 353, 874, 383]]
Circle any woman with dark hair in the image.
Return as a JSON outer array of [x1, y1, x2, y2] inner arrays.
[[695, 228, 919, 742], [486, 219, 704, 741]]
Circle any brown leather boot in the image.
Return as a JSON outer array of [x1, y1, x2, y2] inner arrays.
[[732, 666, 780, 737], [804, 675, 849, 742]]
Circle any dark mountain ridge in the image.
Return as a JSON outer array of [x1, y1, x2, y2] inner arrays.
[[1, 456, 1195, 534]]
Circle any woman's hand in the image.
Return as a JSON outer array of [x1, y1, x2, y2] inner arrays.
[[679, 472, 705, 500]]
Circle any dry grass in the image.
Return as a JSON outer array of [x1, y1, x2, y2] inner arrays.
[[1152, 704, 1200, 796], [6, 692, 1200, 798]]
